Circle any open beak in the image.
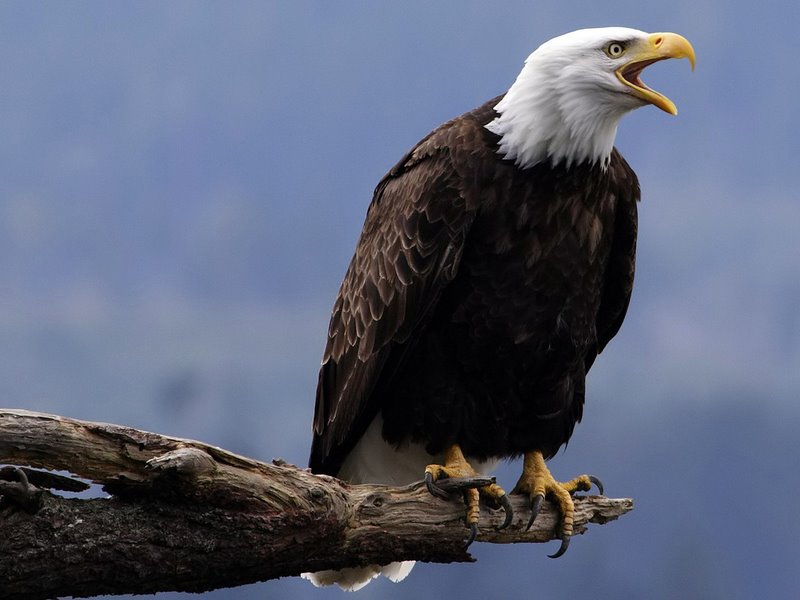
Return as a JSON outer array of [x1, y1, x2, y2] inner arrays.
[[616, 32, 696, 115]]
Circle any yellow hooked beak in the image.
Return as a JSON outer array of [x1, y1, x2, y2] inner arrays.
[[615, 32, 696, 115]]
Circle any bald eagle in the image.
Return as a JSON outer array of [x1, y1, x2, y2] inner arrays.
[[304, 27, 695, 590]]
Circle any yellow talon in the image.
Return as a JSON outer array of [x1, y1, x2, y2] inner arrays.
[[424, 444, 513, 542], [512, 450, 603, 557]]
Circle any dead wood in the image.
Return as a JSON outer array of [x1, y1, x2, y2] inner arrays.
[[0, 409, 632, 599]]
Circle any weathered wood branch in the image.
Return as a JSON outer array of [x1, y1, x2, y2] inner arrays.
[[0, 409, 633, 599]]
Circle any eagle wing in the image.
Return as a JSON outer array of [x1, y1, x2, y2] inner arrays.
[[310, 138, 481, 475], [587, 149, 640, 370]]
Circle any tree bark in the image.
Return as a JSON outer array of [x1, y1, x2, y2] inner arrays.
[[0, 409, 633, 599]]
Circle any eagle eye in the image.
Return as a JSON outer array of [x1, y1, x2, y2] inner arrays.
[[605, 42, 626, 58]]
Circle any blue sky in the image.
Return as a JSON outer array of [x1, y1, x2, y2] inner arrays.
[[1, 3, 798, 598]]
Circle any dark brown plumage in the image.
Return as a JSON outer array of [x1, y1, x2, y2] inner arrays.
[[309, 95, 639, 477]]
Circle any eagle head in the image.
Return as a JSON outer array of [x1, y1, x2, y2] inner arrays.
[[487, 27, 696, 169]]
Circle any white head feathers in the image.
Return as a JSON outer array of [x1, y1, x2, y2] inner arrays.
[[486, 27, 652, 169]]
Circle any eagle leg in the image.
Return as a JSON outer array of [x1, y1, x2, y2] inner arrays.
[[424, 444, 512, 546], [512, 450, 603, 558]]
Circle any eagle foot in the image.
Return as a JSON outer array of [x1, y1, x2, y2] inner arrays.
[[424, 445, 513, 546], [512, 450, 603, 558]]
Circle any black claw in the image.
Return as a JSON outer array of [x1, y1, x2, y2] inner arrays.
[[424, 472, 450, 500], [589, 475, 604, 496], [435, 475, 495, 493], [496, 494, 514, 530], [548, 535, 570, 559], [465, 522, 478, 547], [526, 493, 545, 531]]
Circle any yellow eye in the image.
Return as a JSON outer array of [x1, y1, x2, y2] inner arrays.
[[605, 42, 626, 58]]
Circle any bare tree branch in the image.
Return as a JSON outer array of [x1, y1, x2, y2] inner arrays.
[[0, 409, 633, 599]]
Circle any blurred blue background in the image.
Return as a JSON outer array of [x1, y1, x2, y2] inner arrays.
[[1, 2, 798, 599]]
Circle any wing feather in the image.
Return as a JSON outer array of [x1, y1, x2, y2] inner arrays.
[[586, 149, 640, 370], [309, 143, 479, 474]]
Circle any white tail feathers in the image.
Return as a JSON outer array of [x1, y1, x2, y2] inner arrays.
[[301, 561, 415, 592]]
